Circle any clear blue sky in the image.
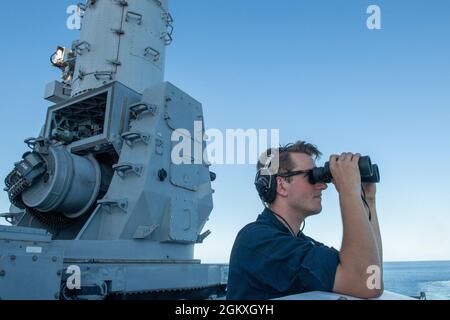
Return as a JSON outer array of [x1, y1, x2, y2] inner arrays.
[[0, 0, 449, 263]]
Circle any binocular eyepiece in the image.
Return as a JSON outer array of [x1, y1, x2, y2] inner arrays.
[[310, 156, 380, 184]]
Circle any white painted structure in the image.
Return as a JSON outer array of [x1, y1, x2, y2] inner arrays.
[[71, 0, 171, 96]]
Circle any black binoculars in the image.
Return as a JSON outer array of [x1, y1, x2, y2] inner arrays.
[[311, 156, 380, 184]]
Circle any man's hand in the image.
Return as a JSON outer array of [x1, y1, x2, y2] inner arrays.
[[362, 182, 376, 201], [329, 153, 362, 196]]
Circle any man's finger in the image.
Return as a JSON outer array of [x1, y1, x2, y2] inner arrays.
[[330, 155, 339, 162], [341, 152, 354, 162], [352, 153, 362, 163]]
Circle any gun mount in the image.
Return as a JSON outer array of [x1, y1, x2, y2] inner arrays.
[[0, 0, 227, 300]]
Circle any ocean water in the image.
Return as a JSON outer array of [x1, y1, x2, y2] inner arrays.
[[384, 261, 450, 300]]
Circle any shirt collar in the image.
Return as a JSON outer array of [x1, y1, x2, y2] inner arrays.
[[259, 207, 302, 237]]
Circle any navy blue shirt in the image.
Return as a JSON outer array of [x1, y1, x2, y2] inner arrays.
[[227, 208, 340, 300]]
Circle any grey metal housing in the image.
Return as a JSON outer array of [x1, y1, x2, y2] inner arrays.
[[1, 0, 226, 300]]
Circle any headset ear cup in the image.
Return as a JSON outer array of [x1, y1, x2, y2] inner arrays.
[[254, 171, 267, 201], [255, 170, 277, 203]]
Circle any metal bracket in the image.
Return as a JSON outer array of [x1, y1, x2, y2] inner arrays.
[[0, 211, 23, 225], [24, 137, 46, 150], [121, 131, 151, 148], [129, 102, 157, 120], [161, 31, 173, 46], [144, 47, 161, 61], [196, 230, 211, 244], [77, 69, 86, 80], [113, 163, 143, 179], [126, 11, 143, 25], [161, 12, 174, 46], [94, 71, 114, 80], [107, 59, 122, 66], [74, 41, 91, 55], [77, 3, 86, 12], [133, 225, 159, 239], [111, 28, 125, 35], [114, 0, 128, 7], [97, 199, 128, 213], [162, 12, 174, 26]]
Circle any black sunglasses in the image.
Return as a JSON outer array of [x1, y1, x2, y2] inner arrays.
[[278, 169, 315, 184]]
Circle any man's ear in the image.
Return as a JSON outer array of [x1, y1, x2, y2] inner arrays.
[[276, 176, 289, 197]]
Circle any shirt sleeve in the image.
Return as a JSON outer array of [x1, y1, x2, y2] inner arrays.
[[296, 244, 340, 292]]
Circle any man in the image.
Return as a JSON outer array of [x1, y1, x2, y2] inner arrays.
[[227, 141, 383, 300]]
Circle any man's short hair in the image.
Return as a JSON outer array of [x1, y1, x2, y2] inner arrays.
[[257, 141, 322, 180]]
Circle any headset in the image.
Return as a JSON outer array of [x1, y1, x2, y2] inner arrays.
[[254, 148, 282, 204], [254, 164, 278, 204], [253, 143, 300, 204]]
